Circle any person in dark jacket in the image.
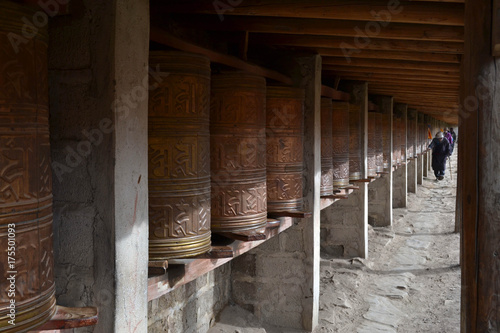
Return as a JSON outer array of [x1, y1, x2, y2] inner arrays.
[[428, 131, 451, 180]]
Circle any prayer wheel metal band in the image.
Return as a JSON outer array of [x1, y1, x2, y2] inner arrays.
[[320, 98, 334, 195], [0, 1, 56, 331], [332, 102, 350, 187], [210, 72, 267, 232], [148, 51, 212, 260], [349, 104, 362, 181], [367, 112, 377, 177], [266, 86, 305, 212]]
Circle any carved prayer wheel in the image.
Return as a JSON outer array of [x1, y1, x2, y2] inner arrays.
[[331, 102, 350, 188], [349, 104, 362, 181], [382, 113, 391, 171], [211, 72, 267, 232], [266, 86, 304, 212], [367, 112, 377, 177], [375, 113, 384, 173], [0, 2, 56, 331], [148, 51, 211, 259], [320, 98, 334, 195]]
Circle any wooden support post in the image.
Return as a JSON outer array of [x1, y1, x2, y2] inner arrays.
[[393, 104, 408, 208], [321, 81, 368, 258], [407, 108, 418, 194], [460, 0, 500, 331], [368, 95, 393, 227]]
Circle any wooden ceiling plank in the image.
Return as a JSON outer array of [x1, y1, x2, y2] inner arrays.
[[316, 48, 461, 63], [149, 27, 293, 85], [322, 65, 461, 77], [157, 0, 464, 26], [169, 15, 464, 42], [249, 33, 464, 54]]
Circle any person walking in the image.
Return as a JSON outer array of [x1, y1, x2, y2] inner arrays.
[[449, 127, 457, 144], [428, 132, 451, 180]]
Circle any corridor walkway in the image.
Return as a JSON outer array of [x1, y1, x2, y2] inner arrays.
[[317, 155, 460, 333]]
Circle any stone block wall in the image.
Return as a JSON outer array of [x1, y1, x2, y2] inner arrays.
[[148, 265, 231, 333]]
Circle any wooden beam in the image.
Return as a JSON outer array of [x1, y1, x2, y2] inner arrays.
[[322, 57, 461, 72], [157, 0, 465, 26], [316, 48, 462, 63], [324, 71, 461, 82], [149, 27, 293, 85], [322, 65, 461, 77], [321, 85, 350, 101], [169, 15, 464, 42], [249, 33, 464, 54]]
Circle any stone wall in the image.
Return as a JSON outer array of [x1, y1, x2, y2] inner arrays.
[[148, 265, 231, 333]]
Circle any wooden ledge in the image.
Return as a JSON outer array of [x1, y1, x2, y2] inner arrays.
[[351, 178, 372, 183], [320, 194, 349, 199], [30, 306, 98, 331], [342, 185, 359, 190], [268, 210, 312, 219], [216, 229, 267, 242], [148, 217, 294, 301]]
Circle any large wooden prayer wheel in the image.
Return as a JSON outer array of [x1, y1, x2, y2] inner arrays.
[[367, 112, 377, 177], [0, 2, 56, 331], [320, 98, 334, 195], [349, 104, 362, 181], [382, 113, 391, 171], [148, 51, 212, 259], [331, 102, 350, 188], [266, 86, 304, 212], [211, 73, 267, 232]]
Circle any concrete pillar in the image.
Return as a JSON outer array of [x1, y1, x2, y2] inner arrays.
[[49, 1, 149, 332], [393, 104, 407, 208], [368, 96, 393, 227], [417, 113, 424, 185], [423, 151, 429, 178], [407, 108, 417, 194], [321, 81, 368, 258]]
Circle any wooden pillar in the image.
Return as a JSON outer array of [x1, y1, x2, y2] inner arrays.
[[321, 81, 368, 258], [461, 0, 500, 331], [368, 96, 393, 227], [393, 104, 408, 208], [407, 108, 418, 194], [417, 112, 424, 185]]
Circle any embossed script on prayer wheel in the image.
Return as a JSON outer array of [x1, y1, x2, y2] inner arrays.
[[382, 114, 391, 171], [266, 87, 304, 212], [349, 104, 362, 180], [320, 98, 334, 195], [148, 52, 211, 259], [0, 2, 56, 331], [367, 112, 377, 177], [332, 102, 350, 188], [211, 73, 267, 232]]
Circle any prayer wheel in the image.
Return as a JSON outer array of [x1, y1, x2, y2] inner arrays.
[[400, 116, 407, 162], [266, 86, 304, 212], [349, 104, 362, 181], [375, 113, 384, 173], [0, 2, 56, 331], [382, 113, 391, 171], [407, 114, 414, 159], [331, 102, 350, 188], [320, 98, 334, 196], [148, 51, 212, 259], [211, 72, 267, 232], [367, 112, 377, 177], [393, 117, 401, 165]]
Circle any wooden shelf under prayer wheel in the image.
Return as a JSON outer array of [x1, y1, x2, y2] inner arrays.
[[210, 72, 268, 233], [0, 2, 57, 331], [148, 51, 212, 260], [266, 86, 305, 213]]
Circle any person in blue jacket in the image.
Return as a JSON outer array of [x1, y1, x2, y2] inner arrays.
[[428, 132, 451, 180]]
